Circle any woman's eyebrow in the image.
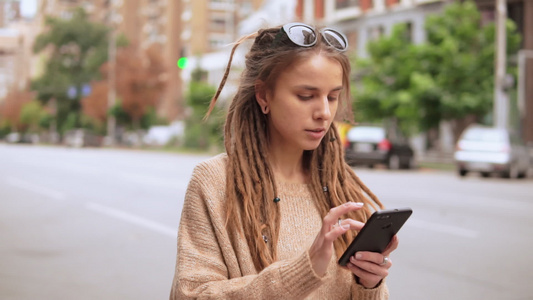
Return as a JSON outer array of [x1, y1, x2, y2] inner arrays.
[[295, 85, 343, 91]]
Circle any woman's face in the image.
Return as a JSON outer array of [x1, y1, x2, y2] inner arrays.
[[262, 54, 343, 153]]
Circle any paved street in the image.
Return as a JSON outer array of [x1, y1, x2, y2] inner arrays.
[[0, 144, 532, 300]]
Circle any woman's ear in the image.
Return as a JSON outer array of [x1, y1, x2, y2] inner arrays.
[[255, 80, 269, 114]]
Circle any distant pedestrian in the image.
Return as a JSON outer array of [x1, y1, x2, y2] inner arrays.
[[170, 22, 398, 299]]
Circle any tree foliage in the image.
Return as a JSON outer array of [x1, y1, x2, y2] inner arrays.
[[353, 0, 521, 138], [31, 8, 109, 134], [20, 100, 51, 132], [183, 68, 223, 150], [81, 44, 167, 130], [0, 88, 35, 131]]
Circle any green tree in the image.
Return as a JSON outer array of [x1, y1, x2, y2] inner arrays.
[[353, 0, 521, 139], [183, 69, 223, 151], [31, 8, 109, 134], [421, 0, 520, 138], [353, 24, 423, 134], [19, 100, 51, 133]]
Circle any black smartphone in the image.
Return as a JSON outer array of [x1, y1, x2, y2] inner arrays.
[[338, 207, 412, 266]]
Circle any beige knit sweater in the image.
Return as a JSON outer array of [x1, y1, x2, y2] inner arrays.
[[170, 154, 389, 300]]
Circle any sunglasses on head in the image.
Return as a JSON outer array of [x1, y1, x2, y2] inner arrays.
[[280, 22, 349, 52]]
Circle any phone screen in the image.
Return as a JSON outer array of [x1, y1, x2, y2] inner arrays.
[[338, 207, 412, 266]]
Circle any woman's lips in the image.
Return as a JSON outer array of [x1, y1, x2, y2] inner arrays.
[[306, 128, 325, 139]]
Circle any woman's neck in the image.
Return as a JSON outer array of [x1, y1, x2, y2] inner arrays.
[[268, 148, 308, 184]]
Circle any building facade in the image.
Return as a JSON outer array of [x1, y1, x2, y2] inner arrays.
[[295, 0, 445, 57], [0, 0, 38, 102], [30, 0, 185, 120], [180, 0, 263, 57]]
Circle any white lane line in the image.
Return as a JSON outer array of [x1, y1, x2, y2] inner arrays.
[[407, 219, 479, 239], [5, 178, 66, 201], [85, 202, 177, 238]]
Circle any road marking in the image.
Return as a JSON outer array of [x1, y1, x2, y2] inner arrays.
[[85, 202, 177, 238], [5, 178, 66, 201], [407, 219, 479, 239]]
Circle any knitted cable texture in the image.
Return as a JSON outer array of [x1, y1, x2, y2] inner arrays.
[[170, 153, 389, 300]]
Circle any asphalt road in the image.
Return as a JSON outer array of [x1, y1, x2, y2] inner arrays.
[[0, 144, 531, 300]]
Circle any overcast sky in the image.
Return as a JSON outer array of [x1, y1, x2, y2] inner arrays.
[[20, 0, 37, 18]]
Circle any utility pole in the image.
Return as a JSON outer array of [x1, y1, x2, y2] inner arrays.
[[517, 50, 533, 137], [107, 0, 117, 146], [493, 0, 507, 129]]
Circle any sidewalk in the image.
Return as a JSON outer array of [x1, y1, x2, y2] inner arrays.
[[417, 150, 455, 171]]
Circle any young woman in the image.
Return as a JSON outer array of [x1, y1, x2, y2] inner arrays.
[[170, 23, 398, 299]]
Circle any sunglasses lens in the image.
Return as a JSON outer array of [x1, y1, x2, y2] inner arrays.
[[323, 29, 348, 50], [286, 25, 316, 47]]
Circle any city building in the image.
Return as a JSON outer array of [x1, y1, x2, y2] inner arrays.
[[0, 0, 39, 103], [179, 0, 266, 104], [0, 0, 21, 27], [295, 0, 445, 58], [35, 0, 184, 119], [181, 0, 264, 57]]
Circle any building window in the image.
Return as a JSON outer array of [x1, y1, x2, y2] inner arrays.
[[209, 38, 226, 50], [210, 16, 227, 30], [404, 22, 413, 42], [335, 0, 359, 9]]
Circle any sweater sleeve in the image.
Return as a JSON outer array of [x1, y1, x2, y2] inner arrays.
[[350, 278, 389, 300], [169, 162, 327, 300]]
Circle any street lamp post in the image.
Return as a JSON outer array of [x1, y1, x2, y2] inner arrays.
[[107, 1, 117, 146], [517, 49, 533, 136], [493, 0, 507, 129]]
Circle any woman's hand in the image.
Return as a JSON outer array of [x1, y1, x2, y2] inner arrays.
[[346, 235, 399, 288], [308, 202, 366, 277]]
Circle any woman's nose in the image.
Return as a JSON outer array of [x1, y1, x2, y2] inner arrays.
[[314, 97, 331, 120]]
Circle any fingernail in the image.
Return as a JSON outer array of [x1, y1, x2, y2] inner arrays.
[[355, 253, 362, 259], [341, 224, 350, 230], [355, 202, 364, 206], [343, 202, 353, 207]]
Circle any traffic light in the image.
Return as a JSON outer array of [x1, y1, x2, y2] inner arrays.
[[177, 57, 188, 69]]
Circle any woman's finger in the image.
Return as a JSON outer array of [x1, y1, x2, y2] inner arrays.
[[323, 202, 364, 230], [338, 218, 365, 231], [323, 222, 351, 243], [309, 202, 366, 276], [352, 252, 392, 271]]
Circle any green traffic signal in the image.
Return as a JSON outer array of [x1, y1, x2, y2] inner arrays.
[[177, 57, 188, 69]]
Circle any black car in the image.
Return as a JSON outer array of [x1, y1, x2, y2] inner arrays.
[[344, 125, 415, 169]]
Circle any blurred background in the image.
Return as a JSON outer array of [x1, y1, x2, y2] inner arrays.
[[1, 0, 532, 299]]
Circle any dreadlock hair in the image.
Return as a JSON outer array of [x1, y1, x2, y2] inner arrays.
[[205, 25, 384, 272]]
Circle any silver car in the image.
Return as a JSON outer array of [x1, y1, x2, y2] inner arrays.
[[454, 125, 530, 178]]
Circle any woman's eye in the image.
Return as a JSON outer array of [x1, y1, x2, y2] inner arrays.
[[298, 95, 313, 101], [328, 95, 339, 102]]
